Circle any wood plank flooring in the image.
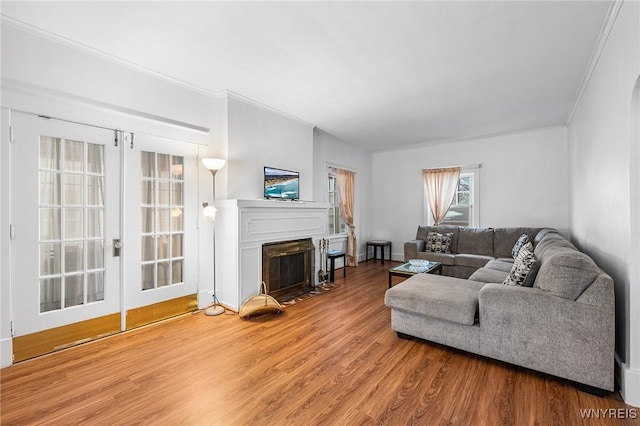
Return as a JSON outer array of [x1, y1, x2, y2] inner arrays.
[[1, 261, 637, 425]]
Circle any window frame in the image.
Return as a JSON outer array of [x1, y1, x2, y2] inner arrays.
[[424, 166, 480, 227], [327, 167, 347, 236]]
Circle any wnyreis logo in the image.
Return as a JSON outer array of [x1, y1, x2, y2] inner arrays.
[[579, 408, 637, 419]]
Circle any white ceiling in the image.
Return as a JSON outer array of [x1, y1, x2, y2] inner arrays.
[[1, 1, 612, 151]]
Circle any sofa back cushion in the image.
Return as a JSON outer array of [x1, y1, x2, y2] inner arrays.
[[534, 245, 601, 300], [533, 228, 561, 245], [416, 225, 459, 253], [493, 227, 543, 258], [534, 231, 577, 264], [457, 227, 494, 256]]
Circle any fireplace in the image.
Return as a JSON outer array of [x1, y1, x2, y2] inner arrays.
[[262, 238, 315, 301]]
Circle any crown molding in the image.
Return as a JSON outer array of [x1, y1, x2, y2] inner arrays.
[[1, 16, 316, 130], [566, 0, 624, 124], [314, 127, 373, 153], [373, 123, 567, 154], [2, 77, 210, 134], [0, 15, 226, 99], [223, 90, 316, 129]]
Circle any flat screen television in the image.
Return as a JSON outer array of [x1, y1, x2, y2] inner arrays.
[[264, 166, 300, 200]]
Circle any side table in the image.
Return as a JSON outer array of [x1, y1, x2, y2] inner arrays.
[[366, 240, 392, 264], [327, 251, 346, 282]]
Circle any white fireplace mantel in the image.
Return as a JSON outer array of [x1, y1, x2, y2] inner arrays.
[[214, 199, 329, 311]]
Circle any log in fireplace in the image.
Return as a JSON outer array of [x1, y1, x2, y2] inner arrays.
[[262, 238, 315, 301]]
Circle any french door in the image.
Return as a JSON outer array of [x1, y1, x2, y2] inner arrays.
[[123, 132, 198, 323], [11, 112, 121, 342], [10, 112, 199, 360]]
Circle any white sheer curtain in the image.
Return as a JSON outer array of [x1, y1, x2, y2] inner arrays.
[[422, 167, 461, 225]]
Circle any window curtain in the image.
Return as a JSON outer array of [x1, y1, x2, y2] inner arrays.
[[422, 167, 461, 225], [336, 169, 358, 267]]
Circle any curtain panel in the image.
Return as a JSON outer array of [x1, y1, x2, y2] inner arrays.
[[422, 167, 461, 225], [335, 169, 358, 267]]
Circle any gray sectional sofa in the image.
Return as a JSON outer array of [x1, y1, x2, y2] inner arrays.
[[386, 226, 615, 392]]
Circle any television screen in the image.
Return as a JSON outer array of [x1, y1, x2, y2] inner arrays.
[[264, 166, 300, 200]]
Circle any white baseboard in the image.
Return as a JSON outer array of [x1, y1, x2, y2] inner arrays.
[[0, 336, 13, 368], [616, 355, 640, 407]]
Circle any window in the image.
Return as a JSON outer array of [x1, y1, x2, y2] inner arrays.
[[328, 169, 346, 235], [140, 151, 185, 290], [440, 173, 475, 227]]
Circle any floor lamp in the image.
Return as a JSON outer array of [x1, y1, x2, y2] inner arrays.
[[201, 157, 226, 316]]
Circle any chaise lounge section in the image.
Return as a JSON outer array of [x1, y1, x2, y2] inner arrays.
[[386, 227, 615, 392]]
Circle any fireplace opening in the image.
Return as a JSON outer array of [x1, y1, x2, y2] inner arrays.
[[262, 238, 315, 301]]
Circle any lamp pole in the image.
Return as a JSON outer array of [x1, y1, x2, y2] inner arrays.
[[201, 158, 226, 316]]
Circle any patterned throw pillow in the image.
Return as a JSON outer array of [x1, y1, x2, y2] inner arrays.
[[503, 242, 538, 287], [425, 232, 453, 254], [511, 233, 530, 259]]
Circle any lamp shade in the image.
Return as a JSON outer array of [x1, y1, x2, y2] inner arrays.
[[201, 158, 226, 172], [203, 204, 217, 220]]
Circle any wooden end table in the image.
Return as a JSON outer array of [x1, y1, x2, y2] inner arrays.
[[327, 251, 346, 282], [366, 240, 392, 264], [388, 261, 442, 288]]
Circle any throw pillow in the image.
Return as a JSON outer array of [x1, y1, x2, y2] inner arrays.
[[503, 242, 538, 287], [425, 231, 453, 254], [511, 233, 530, 259]]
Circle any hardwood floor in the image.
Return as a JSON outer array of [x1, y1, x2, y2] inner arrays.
[[1, 261, 637, 425]]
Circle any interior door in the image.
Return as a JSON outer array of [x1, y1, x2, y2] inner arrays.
[[10, 112, 121, 348], [123, 132, 199, 326]]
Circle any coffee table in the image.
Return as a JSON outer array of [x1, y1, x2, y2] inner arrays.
[[388, 261, 442, 288]]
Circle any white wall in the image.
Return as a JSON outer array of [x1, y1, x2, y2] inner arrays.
[[226, 95, 314, 201], [567, 0, 640, 407], [371, 126, 570, 260], [313, 129, 373, 261]]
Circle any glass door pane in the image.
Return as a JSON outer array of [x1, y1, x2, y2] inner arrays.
[[38, 136, 106, 311], [140, 151, 184, 290]]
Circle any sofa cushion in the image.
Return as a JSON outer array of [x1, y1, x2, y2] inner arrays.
[[493, 227, 542, 259], [425, 232, 453, 254], [416, 225, 460, 253], [502, 242, 538, 287], [385, 273, 485, 325], [534, 233, 577, 264], [457, 227, 494, 256], [454, 253, 493, 269], [469, 267, 509, 283], [533, 228, 559, 245], [511, 234, 529, 258], [415, 251, 455, 266], [484, 259, 514, 272], [534, 248, 601, 300]]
